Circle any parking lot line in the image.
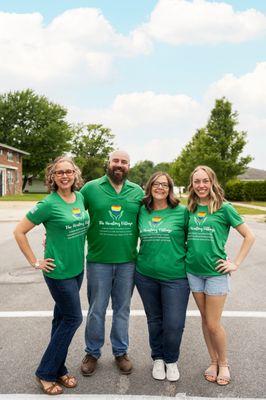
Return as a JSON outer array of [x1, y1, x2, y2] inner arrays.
[[0, 310, 265, 318], [0, 394, 264, 400]]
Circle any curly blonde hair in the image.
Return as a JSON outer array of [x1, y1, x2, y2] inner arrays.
[[187, 165, 224, 214], [45, 156, 83, 192]]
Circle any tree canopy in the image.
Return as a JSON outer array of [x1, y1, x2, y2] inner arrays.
[[171, 98, 252, 188], [128, 160, 173, 187], [72, 123, 115, 182], [0, 89, 73, 188]]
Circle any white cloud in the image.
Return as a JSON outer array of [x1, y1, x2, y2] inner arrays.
[[68, 62, 266, 169], [135, 0, 266, 45], [206, 62, 266, 117], [205, 62, 266, 169], [68, 91, 206, 164], [0, 8, 151, 91]]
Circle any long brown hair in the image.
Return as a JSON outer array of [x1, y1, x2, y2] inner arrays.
[[187, 165, 224, 213], [45, 156, 83, 193], [143, 172, 179, 212]]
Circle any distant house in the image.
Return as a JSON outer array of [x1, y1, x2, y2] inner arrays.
[[0, 143, 29, 196], [24, 177, 47, 193], [237, 168, 266, 181]]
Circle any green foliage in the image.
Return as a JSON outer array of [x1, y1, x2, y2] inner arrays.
[[128, 160, 173, 187], [224, 180, 245, 201], [170, 128, 207, 186], [72, 123, 115, 182], [0, 89, 73, 188], [225, 180, 266, 201], [153, 162, 172, 175], [171, 98, 252, 188], [128, 160, 155, 187]]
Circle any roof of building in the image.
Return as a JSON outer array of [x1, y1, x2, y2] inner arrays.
[[237, 167, 266, 181], [0, 143, 30, 155]]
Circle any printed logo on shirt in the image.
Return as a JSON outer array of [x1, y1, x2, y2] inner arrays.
[[194, 211, 207, 226], [29, 205, 39, 214], [72, 208, 82, 218], [148, 216, 163, 228], [109, 205, 124, 221]]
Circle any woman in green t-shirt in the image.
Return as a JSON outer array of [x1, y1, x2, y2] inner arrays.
[[135, 172, 190, 382], [14, 156, 89, 395], [186, 165, 255, 386]]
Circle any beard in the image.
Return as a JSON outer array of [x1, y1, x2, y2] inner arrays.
[[107, 166, 128, 184]]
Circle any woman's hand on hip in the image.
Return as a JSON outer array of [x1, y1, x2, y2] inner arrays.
[[35, 258, 56, 273], [215, 259, 238, 274]]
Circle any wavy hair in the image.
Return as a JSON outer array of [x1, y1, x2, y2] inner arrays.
[[45, 156, 83, 193], [187, 165, 224, 214], [143, 172, 179, 212]]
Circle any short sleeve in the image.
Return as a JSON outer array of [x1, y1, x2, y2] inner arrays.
[[222, 202, 244, 228], [26, 199, 52, 225], [77, 190, 84, 205], [80, 183, 90, 210]]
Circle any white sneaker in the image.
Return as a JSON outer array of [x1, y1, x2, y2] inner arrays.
[[152, 359, 165, 380], [165, 362, 180, 381]]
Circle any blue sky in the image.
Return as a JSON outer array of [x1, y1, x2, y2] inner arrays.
[[0, 0, 265, 169]]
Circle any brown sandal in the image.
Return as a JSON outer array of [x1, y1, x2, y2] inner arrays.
[[217, 363, 231, 386], [36, 377, 63, 395], [204, 361, 218, 383], [57, 374, 77, 388]]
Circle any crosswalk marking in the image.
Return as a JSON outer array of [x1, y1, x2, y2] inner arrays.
[[0, 310, 265, 318]]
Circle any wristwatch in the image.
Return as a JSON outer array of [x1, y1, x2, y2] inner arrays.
[[31, 260, 40, 269]]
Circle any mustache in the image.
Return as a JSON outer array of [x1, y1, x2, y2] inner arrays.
[[113, 166, 124, 172]]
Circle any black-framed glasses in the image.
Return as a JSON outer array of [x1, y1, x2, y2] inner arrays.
[[152, 182, 169, 189], [54, 169, 75, 177]]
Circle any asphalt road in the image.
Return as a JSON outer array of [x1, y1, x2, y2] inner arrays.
[[0, 216, 265, 399]]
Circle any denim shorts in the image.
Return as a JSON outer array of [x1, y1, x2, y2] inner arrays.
[[187, 272, 230, 296]]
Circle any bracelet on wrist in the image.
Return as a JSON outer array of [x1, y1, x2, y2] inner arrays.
[[31, 260, 40, 269]]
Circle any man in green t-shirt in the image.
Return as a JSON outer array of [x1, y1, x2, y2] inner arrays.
[[80, 150, 143, 376]]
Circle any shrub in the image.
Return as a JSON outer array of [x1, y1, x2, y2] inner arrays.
[[225, 180, 266, 201]]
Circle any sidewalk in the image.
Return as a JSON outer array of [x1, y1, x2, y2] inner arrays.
[[0, 201, 35, 222]]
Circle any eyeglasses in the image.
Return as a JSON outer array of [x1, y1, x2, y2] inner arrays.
[[54, 169, 75, 177], [152, 182, 169, 189]]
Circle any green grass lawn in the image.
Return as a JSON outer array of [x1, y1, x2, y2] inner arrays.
[[0, 193, 46, 201], [1, 194, 265, 216], [232, 206, 265, 215], [245, 201, 266, 207]]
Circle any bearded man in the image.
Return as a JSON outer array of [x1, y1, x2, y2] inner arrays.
[[80, 150, 143, 376]]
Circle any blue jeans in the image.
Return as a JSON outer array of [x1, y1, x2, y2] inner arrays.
[[85, 262, 135, 358], [135, 271, 190, 363], [36, 271, 83, 381]]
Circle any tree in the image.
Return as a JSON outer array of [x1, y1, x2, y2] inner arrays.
[[154, 162, 172, 175], [171, 98, 252, 188], [72, 124, 115, 182], [128, 160, 173, 187], [0, 89, 73, 189], [171, 128, 208, 186], [128, 160, 155, 187]]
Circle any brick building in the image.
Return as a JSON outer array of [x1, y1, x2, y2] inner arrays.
[[0, 143, 29, 196]]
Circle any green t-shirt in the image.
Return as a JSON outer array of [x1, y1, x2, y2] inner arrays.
[[80, 175, 143, 263], [136, 205, 188, 280], [186, 202, 243, 276], [26, 191, 89, 279]]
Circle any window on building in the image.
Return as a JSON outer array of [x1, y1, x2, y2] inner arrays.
[[0, 149, 3, 155], [16, 153, 20, 163], [7, 170, 14, 184], [7, 151, 14, 161], [15, 170, 19, 183]]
